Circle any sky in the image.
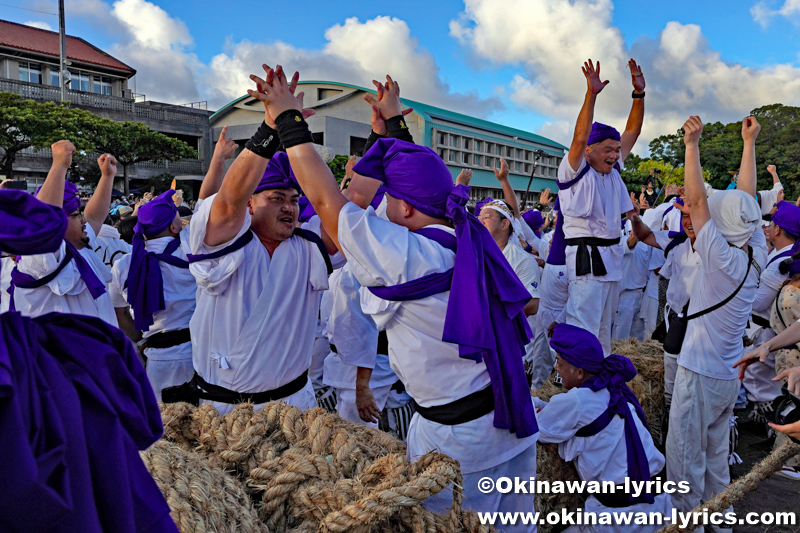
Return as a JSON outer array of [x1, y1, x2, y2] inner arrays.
[[5, 0, 800, 154]]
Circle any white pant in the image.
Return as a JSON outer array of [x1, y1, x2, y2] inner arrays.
[[613, 289, 644, 341], [528, 306, 560, 389], [664, 354, 678, 409], [742, 328, 782, 403], [566, 278, 619, 356], [309, 335, 330, 390], [639, 295, 660, 341], [666, 366, 738, 533], [201, 378, 316, 416], [144, 341, 194, 401], [423, 442, 537, 533], [335, 384, 392, 428]]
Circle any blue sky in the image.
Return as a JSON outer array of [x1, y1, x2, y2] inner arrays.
[[6, 0, 800, 151]]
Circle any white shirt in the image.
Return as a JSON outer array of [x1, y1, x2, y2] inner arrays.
[[109, 226, 196, 339], [187, 194, 331, 393], [758, 182, 783, 215], [644, 244, 666, 299], [15, 224, 118, 326], [752, 243, 792, 320], [0, 255, 13, 313], [502, 242, 541, 299], [94, 224, 132, 267], [338, 202, 537, 473], [678, 221, 768, 379], [659, 239, 701, 314], [557, 157, 633, 282], [621, 240, 651, 292], [537, 387, 665, 484]]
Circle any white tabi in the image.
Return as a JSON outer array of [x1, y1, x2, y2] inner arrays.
[[14, 223, 118, 326], [666, 222, 767, 521], [535, 389, 673, 533], [94, 223, 132, 267], [188, 193, 336, 415], [558, 157, 633, 356], [742, 243, 792, 405], [323, 266, 401, 427], [613, 225, 650, 342], [109, 225, 196, 400], [338, 202, 537, 530]]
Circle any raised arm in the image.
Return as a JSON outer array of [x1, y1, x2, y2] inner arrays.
[[626, 207, 660, 248], [620, 59, 645, 163], [84, 153, 117, 236], [37, 140, 75, 208], [737, 117, 761, 198], [682, 116, 711, 235], [199, 125, 237, 200], [767, 164, 780, 185], [493, 158, 520, 218], [567, 59, 608, 172]]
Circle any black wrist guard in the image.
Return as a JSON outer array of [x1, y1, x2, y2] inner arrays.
[[385, 115, 414, 143], [363, 130, 383, 153], [632, 90, 645, 99], [244, 121, 280, 159], [275, 109, 313, 149]]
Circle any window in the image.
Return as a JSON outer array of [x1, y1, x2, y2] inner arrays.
[[486, 157, 494, 168], [317, 88, 343, 100], [549, 168, 555, 177], [449, 152, 457, 162], [69, 70, 90, 92], [474, 140, 482, 152], [464, 138, 471, 150], [516, 148, 522, 159], [311, 132, 324, 145], [486, 143, 494, 154], [496, 145, 502, 155], [19, 62, 42, 84], [350, 136, 367, 156], [438, 132, 446, 145], [450, 136, 458, 147], [474, 155, 482, 167], [50, 68, 61, 87], [438, 148, 446, 159], [462, 152, 470, 164], [515, 161, 521, 172], [93, 76, 112, 95]]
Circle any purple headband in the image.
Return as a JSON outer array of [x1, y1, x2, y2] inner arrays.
[[35, 181, 81, 215], [549, 323, 605, 373], [771, 201, 800, 238], [476, 197, 494, 212], [522, 210, 544, 231], [254, 152, 302, 195], [587, 122, 621, 146], [353, 138, 454, 219], [135, 190, 178, 239], [0, 190, 67, 255]]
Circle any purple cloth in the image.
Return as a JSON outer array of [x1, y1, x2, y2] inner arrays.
[[475, 197, 494, 212], [587, 122, 621, 146], [35, 181, 81, 214], [0, 311, 177, 532], [663, 199, 688, 257], [128, 190, 185, 331], [353, 139, 453, 219], [771, 201, 800, 238], [298, 196, 314, 223], [370, 185, 538, 438], [549, 324, 654, 504], [254, 152, 302, 194], [545, 198, 567, 266], [522, 210, 544, 232], [0, 190, 67, 256]]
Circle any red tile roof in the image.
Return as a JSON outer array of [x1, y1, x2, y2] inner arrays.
[[0, 19, 135, 74]]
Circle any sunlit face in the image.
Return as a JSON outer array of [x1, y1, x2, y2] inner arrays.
[[585, 139, 622, 174], [478, 208, 511, 241], [65, 209, 89, 248], [248, 188, 299, 243], [681, 212, 696, 240]]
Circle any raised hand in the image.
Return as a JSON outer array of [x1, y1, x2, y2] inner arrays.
[[741, 116, 761, 143], [767, 164, 777, 175], [345, 155, 357, 178], [51, 140, 76, 169], [683, 116, 703, 146], [247, 64, 316, 126], [778, 188, 785, 204], [539, 187, 552, 206], [213, 125, 237, 161], [629, 58, 645, 93], [97, 153, 117, 177], [582, 59, 609, 96], [456, 168, 473, 186], [363, 75, 414, 134], [493, 158, 509, 182]]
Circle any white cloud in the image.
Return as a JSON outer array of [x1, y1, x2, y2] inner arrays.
[[23, 20, 53, 31], [452, 0, 800, 151], [751, 0, 800, 28]]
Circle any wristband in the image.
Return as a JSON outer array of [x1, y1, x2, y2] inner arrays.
[[632, 90, 645, 99], [275, 109, 314, 149], [363, 130, 383, 153], [385, 115, 414, 143], [244, 121, 280, 159]]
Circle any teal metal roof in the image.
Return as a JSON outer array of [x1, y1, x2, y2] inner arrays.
[[445, 167, 557, 192], [210, 80, 567, 152]]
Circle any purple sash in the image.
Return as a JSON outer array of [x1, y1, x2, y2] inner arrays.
[[767, 248, 794, 269], [574, 354, 654, 505], [545, 197, 567, 266], [557, 161, 620, 190], [368, 185, 538, 438]]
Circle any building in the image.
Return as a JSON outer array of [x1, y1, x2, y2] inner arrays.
[[0, 19, 211, 193], [210, 81, 567, 205]]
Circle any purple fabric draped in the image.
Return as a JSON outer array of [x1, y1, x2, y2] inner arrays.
[[587, 122, 621, 146], [550, 324, 653, 504], [522, 210, 544, 232], [298, 197, 314, 223], [35, 181, 81, 215], [254, 152, 302, 194], [126, 236, 187, 332], [0, 190, 67, 256], [475, 196, 493, 212], [545, 197, 567, 266], [771, 200, 800, 238], [0, 311, 177, 532], [370, 185, 537, 438]]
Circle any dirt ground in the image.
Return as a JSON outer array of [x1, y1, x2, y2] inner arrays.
[[727, 407, 799, 533]]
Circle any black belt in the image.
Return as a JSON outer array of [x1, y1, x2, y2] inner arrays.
[[162, 369, 309, 406], [413, 386, 494, 426], [145, 328, 191, 349], [331, 331, 390, 356], [593, 476, 664, 508], [751, 314, 772, 329], [564, 237, 620, 277]]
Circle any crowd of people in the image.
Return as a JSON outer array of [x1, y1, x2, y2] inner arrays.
[[2, 57, 800, 533]]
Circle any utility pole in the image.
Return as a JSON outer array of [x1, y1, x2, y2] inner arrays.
[[58, 0, 67, 102]]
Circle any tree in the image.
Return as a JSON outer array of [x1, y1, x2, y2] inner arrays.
[[327, 154, 350, 183], [89, 121, 197, 195], [0, 92, 103, 179]]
